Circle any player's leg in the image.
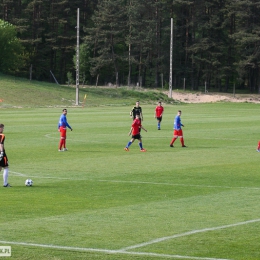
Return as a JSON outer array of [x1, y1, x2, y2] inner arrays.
[[59, 127, 66, 151], [0, 167, 2, 185], [59, 127, 63, 150], [170, 130, 178, 147], [63, 137, 67, 150], [180, 136, 185, 146], [125, 137, 135, 151], [138, 137, 143, 150], [59, 137, 65, 151], [3, 167, 9, 186], [179, 130, 186, 147], [138, 137, 146, 151], [63, 129, 67, 149], [157, 117, 161, 130], [2, 156, 10, 187]]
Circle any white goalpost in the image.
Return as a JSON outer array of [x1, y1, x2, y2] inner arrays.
[[75, 8, 80, 105], [169, 18, 173, 99]]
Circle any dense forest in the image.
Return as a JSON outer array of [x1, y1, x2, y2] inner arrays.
[[0, 0, 260, 92]]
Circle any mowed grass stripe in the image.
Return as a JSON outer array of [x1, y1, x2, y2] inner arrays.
[[0, 103, 260, 259]]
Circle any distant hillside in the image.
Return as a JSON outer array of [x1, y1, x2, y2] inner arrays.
[[0, 73, 175, 108]]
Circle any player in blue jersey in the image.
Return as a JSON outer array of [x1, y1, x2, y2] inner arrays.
[[170, 110, 186, 147], [58, 109, 73, 151]]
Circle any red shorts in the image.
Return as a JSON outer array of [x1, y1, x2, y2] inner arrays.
[[59, 127, 67, 138], [173, 129, 183, 137]]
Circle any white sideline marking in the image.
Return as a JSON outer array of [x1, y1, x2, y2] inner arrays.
[[9, 171, 26, 177], [10, 171, 72, 180], [1, 219, 259, 260], [99, 179, 260, 190], [0, 241, 230, 260], [120, 218, 260, 251], [44, 134, 56, 139], [9, 171, 260, 190]]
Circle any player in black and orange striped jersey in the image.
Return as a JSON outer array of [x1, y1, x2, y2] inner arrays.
[[0, 124, 10, 187]]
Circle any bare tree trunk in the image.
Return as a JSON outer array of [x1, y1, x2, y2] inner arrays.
[[96, 74, 99, 87]]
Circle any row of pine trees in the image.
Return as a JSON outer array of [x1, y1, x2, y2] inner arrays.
[[1, 0, 260, 92]]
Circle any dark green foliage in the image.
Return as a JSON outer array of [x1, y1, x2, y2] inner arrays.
[[0, 0, 93, 82], [230, 0, 260, 92], [1, 0, 260, 92], [0, 19, 24, 74], [85, 0, 128, 86]]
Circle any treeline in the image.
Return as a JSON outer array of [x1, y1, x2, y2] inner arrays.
[[1, 0, 260, 92]]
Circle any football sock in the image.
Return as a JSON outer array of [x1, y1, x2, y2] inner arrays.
[[170, 138, 177, 145], [59, 139, 63, 150], [258, 141, 260, 150], [139, 142, 143, 149], [3, 168, 8, 186], [126, 141, 132, 148], [63, 139, 66, 148], [158, 122, 160, 129], [180, 138, 184, 146]]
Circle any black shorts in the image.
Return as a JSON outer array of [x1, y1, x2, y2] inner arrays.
[[0, 153, 9, 168], [156, 117, 162, 122], [132, 134, 141, 140]]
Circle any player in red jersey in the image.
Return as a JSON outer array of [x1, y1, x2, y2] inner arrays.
[[154, 101, 164, 130], [256, 141, 260, 152], [0, 124, 10, 187], [124, 114, 147, 152]]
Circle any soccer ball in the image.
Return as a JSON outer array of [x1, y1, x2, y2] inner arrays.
[[25, 179, 33, 186]]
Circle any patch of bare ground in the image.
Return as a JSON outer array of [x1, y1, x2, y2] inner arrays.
[[168, 91, 260, 104]]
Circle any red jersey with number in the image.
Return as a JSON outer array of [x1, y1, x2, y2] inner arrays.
[[132, 119, 141, 135], [155, 106, 164, 117]]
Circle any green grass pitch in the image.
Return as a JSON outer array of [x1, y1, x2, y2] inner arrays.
[[0, 103, 260, 260]]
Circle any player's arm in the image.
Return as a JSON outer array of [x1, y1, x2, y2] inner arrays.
[[141, 126, 147, 132], [64, 117, 73, 131], [58, 119, 61, 130], [0, 143, 4, 161], [67, 123, 73, 131], [130, 108, 133, 118], [161, 108, 164, 117], [128, 127, 133, 136]]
